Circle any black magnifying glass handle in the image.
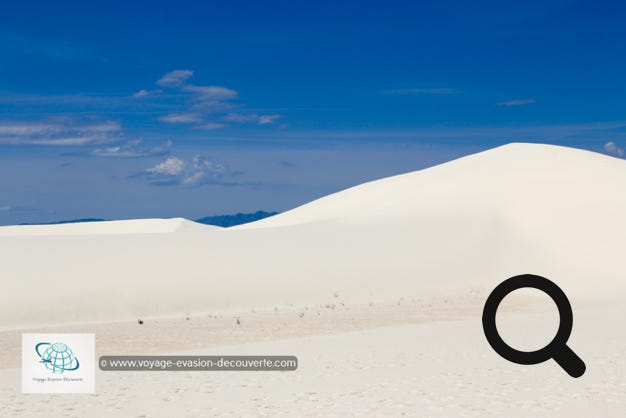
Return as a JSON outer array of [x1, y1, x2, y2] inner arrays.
[[553, 344, 586, 378]]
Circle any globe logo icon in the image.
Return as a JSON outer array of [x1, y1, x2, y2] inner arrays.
[[35, 342, 80, 374]]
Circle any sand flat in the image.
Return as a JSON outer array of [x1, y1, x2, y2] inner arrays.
[[1, 305, 624, 417]]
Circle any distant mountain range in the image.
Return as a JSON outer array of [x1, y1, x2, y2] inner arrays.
[[20, 218, 105, 226], [19, 211, 278, 228], [195, 211, 278, 227]]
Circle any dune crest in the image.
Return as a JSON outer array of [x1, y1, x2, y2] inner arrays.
[[0, 218, 216, 237]]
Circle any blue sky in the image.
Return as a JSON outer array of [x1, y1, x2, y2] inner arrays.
[[1, 0, 625, 224]]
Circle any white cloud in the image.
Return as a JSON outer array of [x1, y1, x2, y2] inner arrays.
[[182, 85, 238, 101], [604, 141, 624, 157], [0, 123, 57, 136], [163, 110, 280, 128], [132, 89, 150, 98], [224, 113, 281, 125], [132, 89, 162, 98], [157, 70, 194, 87], [159, 113, 204, 124], [497, 99, 536, 107], [141, 155, 235, 186], [258, 114, 281, 125], [151, 70, 282, 130], [180, 171, 204, 185], [182, 156, 226, 185], [192, 155, 225, 173], [31, 136, 109, 146], [147, 156, 186, 176], [0, 119, 121, 146], [91, 140, 171, 158], [0, 206, 12, 212]]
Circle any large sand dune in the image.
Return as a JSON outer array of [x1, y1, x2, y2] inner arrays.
[[1, 143, 625, 329]]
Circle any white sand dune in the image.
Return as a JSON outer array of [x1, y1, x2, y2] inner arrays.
[[1, 143, 625, 329], [0, 217, 218, 237], [2, 142, 626, 417]]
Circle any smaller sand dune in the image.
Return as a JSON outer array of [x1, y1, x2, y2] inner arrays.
[[0, 218, 216, 237]]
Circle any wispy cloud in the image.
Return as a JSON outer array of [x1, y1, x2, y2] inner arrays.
[[0, 206, 12, 212], [223, 113, 281, 125], [159, 113, 204, 124], [259, 114, 281, 125], [140, 155, 241, 186], [0, 119, 122, 146], [182, 85, 238, 101], [384, 88, 459, 95], [91, 140, 172, 158], [604, 141, 624, 157], [152, 69, 281, 129], [157, 70, 194, 87], [196, 122, 227, 130], [497, 99, 536, 107], [252, 120, 626, 144], [132, 89, 163, 98], [0, 71, 281, 150]]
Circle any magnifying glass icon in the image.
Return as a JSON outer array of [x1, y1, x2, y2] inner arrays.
[[482, 274, 586, 378]]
